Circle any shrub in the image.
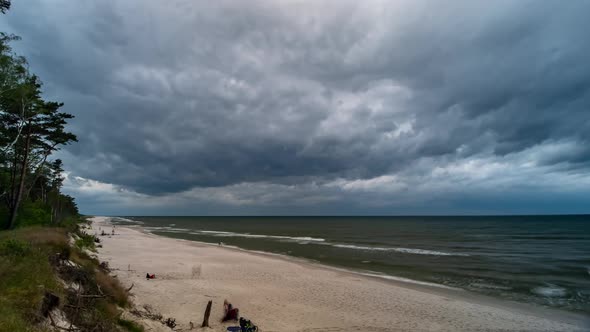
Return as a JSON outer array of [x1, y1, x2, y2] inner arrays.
[[96, 270, 129, 307], [1, 226, 137, 331], [0, 237, 62, 331], [117, 318, 144, 332], [0, 239, 31, 256], [75, 232, 96, 251], [16, 201, 52, 228]]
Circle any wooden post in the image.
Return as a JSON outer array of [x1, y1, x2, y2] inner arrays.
[[201, 300, 212, 327]]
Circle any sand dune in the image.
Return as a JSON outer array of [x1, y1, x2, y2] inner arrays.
[[89, 217, 587, 332]]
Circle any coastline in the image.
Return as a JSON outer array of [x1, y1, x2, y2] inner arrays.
[[90, 216, 588, 331]]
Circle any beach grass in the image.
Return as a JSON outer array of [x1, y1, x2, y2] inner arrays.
[[0, 228, 67, 331], [117, 318, 145, 332], [0, 225, 140, 332]]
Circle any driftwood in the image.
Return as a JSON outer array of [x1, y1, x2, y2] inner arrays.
[[41, 291, 60, 318], [201, 300, 213, 327], [78, 294, 106, 299], [125, 283, 134, 293], [99, 261, 110, 271], [163, 317, 177, 328], [130, 304, 163, 321]]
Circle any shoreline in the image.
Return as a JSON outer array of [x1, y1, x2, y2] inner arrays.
[[91, 216, 588, 331], [129, 222, 589, 327], [140, 227, 459, 290]]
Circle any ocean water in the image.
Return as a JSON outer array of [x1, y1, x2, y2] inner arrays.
[[108, 215, 590, 314]]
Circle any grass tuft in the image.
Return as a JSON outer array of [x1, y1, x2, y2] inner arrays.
[[74, 231, 96, 251], [0, 230, 63, 331], [117, 318, 145, 332], [0, 225, 135, 331], [0, 239, 31, 256], [96, 270, 129, 307]]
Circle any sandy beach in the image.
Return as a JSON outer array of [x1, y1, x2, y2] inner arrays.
[[89, 217, 588, 332]]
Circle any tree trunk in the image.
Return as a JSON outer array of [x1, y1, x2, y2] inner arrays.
[[23, 148, 53, 201], [7, 129, 31, 229]]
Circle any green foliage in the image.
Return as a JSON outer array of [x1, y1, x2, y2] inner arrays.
[[65, 242, 132, 330], [0, 227, 137, 331], [0, 229, 64, 332], [0, 205, 9, 229], [75, 231, 96, 251], [15, 200, 51, 227], [0, 5, 99, 331], [0, 28, 78, 230], [0, 238, 30, 256], [117, 318, 145, 332]]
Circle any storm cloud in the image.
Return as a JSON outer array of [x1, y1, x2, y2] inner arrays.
[[2, 0, 590, 214]]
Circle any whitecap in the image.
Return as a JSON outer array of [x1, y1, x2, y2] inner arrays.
[[359, 272, 458, 289], [190, 230, 326, 242], [469, 282, 512, 290], [110, 217, 144, 224], [532, 284, 567, 297], [328, 243, 469, 256], [145, 226, 191, 233]]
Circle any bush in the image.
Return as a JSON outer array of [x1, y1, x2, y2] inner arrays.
[[75, 232, 96, 251], [0, 205, 9, 230], [0, 239, 31, 256], [15, 200, 51, 228], [0, 227, 69, 253], [0, 236, 62, 331], [0, 226, 137, 332], [117, 318, 144, 332], [96, 270, 129, 307]]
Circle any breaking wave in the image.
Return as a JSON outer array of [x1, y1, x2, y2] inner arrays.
[[191, 230, 326, 242], [326, 243, 469, 256], [146, 228, 327, 243], [359, 272, 459, 289], [110, 217, 144, 224], [144, 226, 191, 233], [144, 226, 467, 256], [532, 284, 567, 298]]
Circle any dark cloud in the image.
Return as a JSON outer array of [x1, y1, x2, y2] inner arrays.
[[2, 0, 590, 213]]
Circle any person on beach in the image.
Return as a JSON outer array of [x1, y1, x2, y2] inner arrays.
[[222, 299, 239, 321]]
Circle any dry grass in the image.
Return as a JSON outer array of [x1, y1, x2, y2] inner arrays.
[[96, 269, 129, 307], [0, 226, 68, 248], [20, 226, 63, 240], [0, 228, 65, 332], [69, 247, 99, 268], [1, 226, 137, 332]]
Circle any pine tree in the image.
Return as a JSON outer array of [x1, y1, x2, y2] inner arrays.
[[0, 34, 77, 229]]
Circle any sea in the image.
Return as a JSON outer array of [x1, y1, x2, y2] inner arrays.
[[107, 215, 590, 314]]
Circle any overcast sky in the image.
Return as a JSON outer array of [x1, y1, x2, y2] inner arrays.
[[2, 0, 590, 215]]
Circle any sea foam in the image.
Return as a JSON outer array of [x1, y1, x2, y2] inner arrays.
[[328, 243, 469, 256], [110, 217, 144, 224], [147, 226, 466, 256], [359, 272, 459, 289], [532, 284, 567, 297], [189, 230, 326, 243]]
